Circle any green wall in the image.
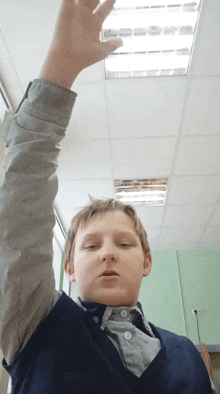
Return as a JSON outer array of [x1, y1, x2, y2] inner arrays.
[[139, 250, 220, 346]]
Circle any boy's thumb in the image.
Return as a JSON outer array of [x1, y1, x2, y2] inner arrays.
[[101, 38, 124, 58]]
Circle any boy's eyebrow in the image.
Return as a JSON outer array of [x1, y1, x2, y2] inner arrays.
[[81, 231, 136, 241]]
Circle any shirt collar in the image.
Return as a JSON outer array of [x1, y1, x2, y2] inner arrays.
[[76, 296, 155, 338]]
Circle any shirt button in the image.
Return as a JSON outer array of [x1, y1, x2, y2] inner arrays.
[[93, 316, 99, 323], [124, 331, 132, 340], [121, 310, 128, 317]]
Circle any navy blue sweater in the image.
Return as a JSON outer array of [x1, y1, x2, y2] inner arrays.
[[3, 290, 212, 394], [0, 79, 214, 393]]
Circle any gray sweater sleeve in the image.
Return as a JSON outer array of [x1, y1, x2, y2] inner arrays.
[[0, 79, 77, 366]]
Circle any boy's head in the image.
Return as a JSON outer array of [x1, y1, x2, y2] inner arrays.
[[64, 196, 152, 307]]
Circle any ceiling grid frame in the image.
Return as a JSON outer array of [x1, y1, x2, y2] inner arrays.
[[0, 0, 219, 250]]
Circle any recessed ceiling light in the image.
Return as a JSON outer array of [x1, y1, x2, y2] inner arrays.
[[101, 0, 202, 78], [115, 178, 167, 205]]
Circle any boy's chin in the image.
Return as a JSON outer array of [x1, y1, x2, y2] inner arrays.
[[86, 290, 136, 307]]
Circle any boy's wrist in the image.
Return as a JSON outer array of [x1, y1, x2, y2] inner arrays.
[[39, 52, 82, 89]]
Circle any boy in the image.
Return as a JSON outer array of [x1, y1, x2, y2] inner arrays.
[[0, 0, 216, 392]]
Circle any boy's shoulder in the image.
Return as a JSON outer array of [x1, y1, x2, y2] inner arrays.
[[149, 321, 199, 351]]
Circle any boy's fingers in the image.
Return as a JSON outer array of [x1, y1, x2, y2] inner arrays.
[[81, 0, 116, 22], [80, 0, 100, 11], [95, 0, 116, 22]]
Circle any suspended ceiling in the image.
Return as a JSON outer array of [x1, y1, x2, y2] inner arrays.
[[0, 0, 220, 251]]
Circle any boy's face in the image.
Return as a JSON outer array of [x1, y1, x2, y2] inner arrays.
[[64, 210, 152, 307]]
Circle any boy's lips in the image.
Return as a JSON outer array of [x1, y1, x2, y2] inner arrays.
[[100, 270, 119, 277]]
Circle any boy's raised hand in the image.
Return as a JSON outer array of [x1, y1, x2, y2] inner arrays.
[[46, 0, 123, 75]]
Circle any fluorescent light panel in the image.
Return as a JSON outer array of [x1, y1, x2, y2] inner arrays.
[[115, 179, 167, 205], [101, 0, 202, 77]]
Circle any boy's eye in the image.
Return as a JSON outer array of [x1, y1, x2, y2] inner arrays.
[[86, 243, 131, 249]]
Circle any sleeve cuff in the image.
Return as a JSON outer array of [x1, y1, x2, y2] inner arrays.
[[15, 79, 78, 129]]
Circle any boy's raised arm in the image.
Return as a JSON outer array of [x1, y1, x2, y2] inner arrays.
[[0, 79, 77, 365], [0, 0, 122, 366]]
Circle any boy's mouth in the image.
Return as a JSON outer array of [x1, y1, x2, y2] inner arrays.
[[100, 270, 119, 276]]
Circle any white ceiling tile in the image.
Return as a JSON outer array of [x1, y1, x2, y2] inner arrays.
[[1, 3, 105, 85], [112, 138, 176, 179], [0, 1, 60, 8], [54, 179, 116, 233], [143, 227, 161, 246], [148, 244, 158, 252], [106, 77, 188, 139], [208, 204, 220, 225], [197, 244, 220, 250], [160, 227, 205, 244], [158, 243, 197, 251], [57, 140, 112, 181], [0, 32, 24, 109], [200, 226, 220, 243], [2, 0, 220, 253], [163, 205, 215, 227], [73, 62, 106, 84], [167, 176, 220, 205], [173, 136, 220, 176], [0, 5, 58, 85], [181, 77, 220, 136], [135, 205, 164, 228], [64, 83, 109, 142], [12, 44, 51, 85], [192, 0, 220, 76]]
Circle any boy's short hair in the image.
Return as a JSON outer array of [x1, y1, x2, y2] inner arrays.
[[64, 194, 151, 266]]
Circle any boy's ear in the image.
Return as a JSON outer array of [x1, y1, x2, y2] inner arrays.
[[143, 253, 152, 277], [64, 259, 75, 282]]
